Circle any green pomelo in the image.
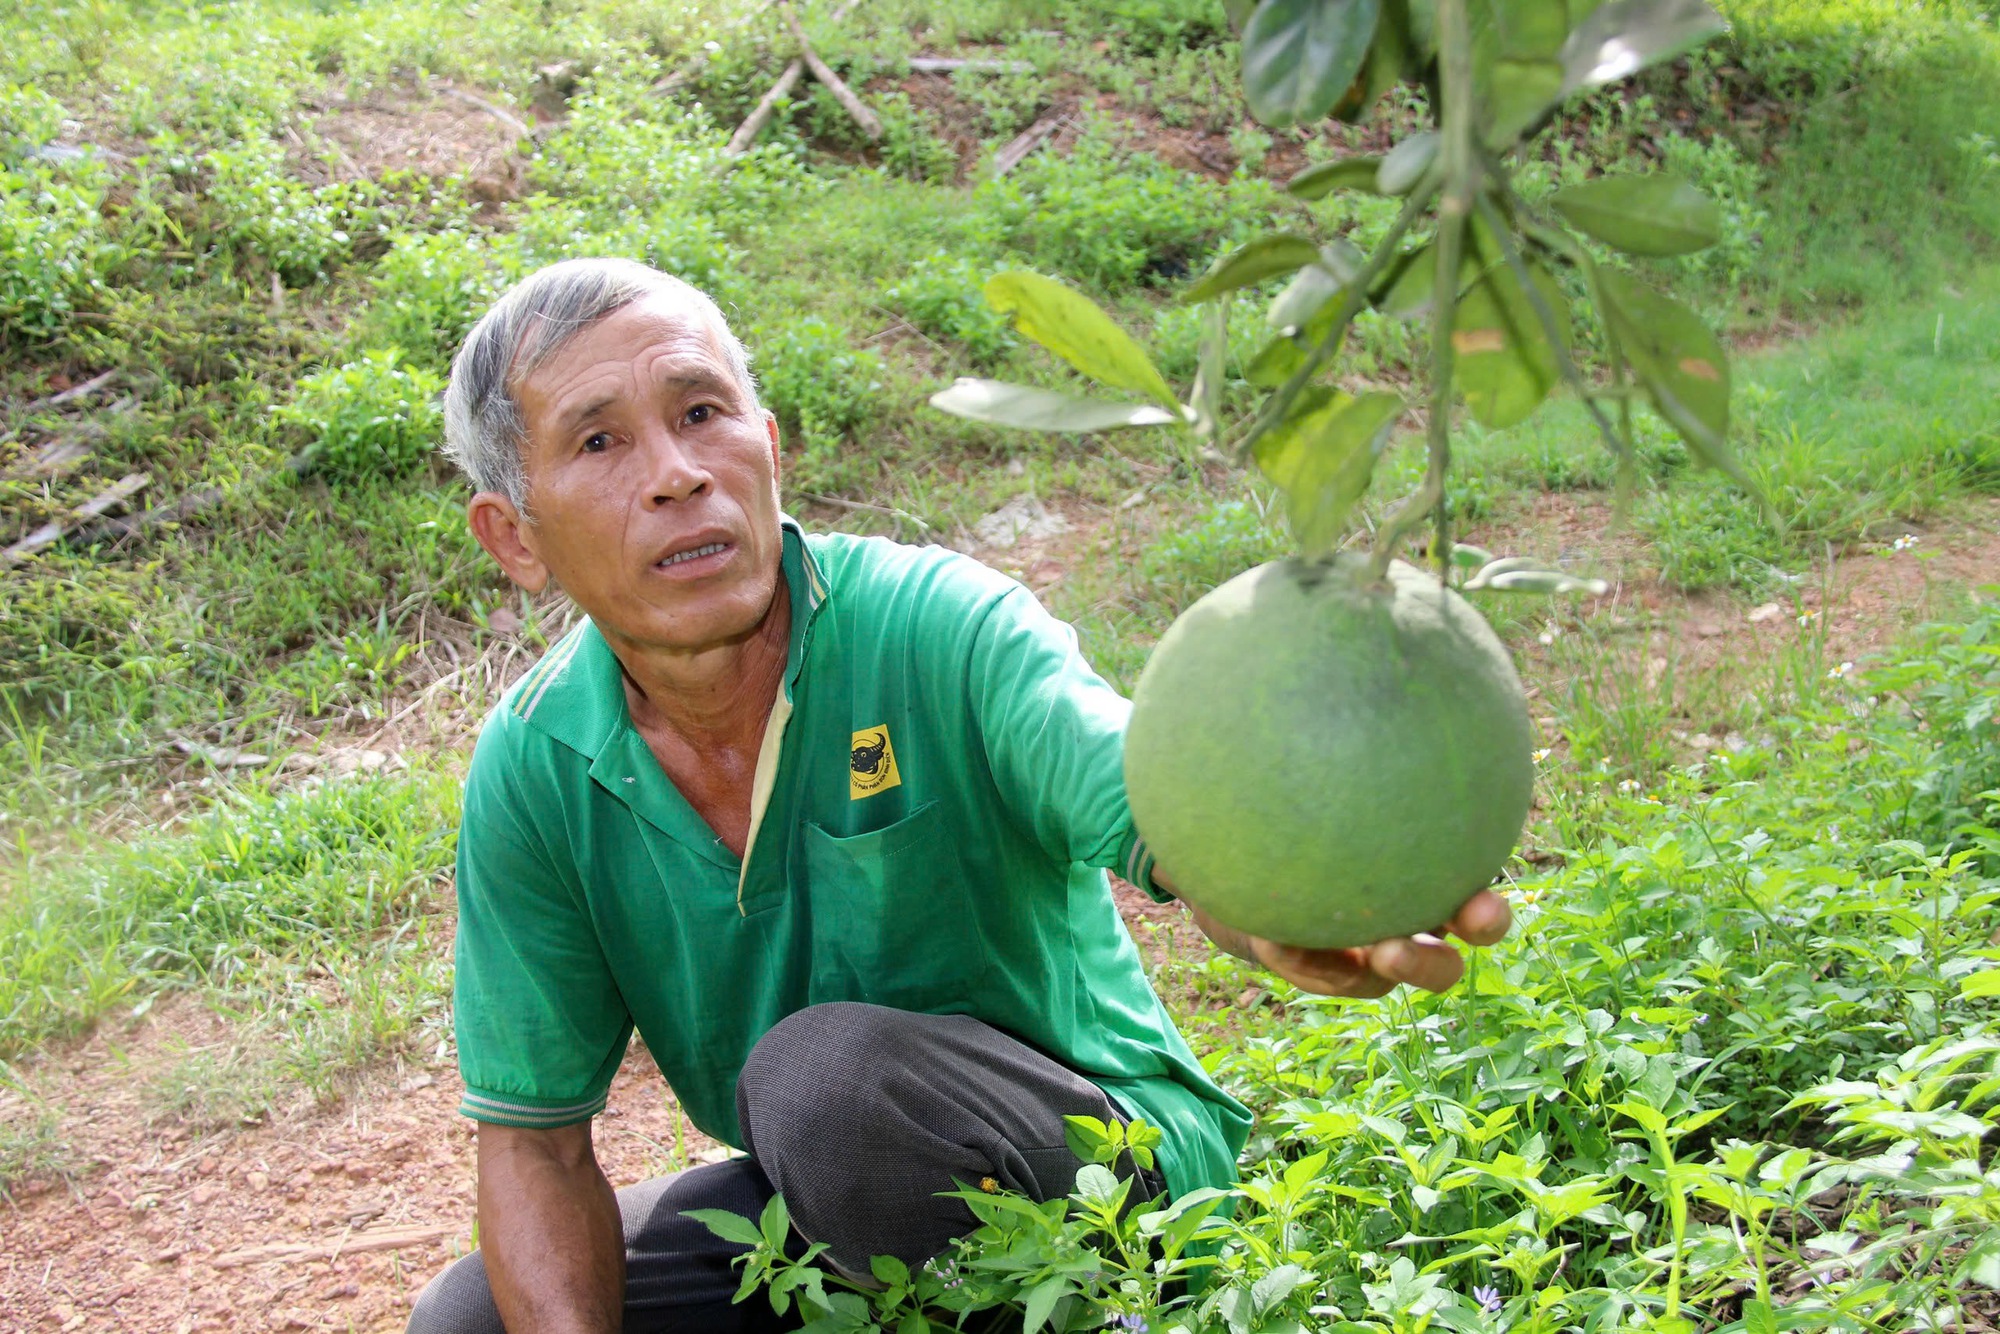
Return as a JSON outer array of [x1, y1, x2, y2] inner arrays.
[[1125, 554, 1534, 949]]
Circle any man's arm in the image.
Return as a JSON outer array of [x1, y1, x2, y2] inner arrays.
[[477, 1120, 624, 1334]]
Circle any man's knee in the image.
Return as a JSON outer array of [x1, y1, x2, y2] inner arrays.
[[736, 1002, 919, 1145], [405, 1251, 503, 1334]]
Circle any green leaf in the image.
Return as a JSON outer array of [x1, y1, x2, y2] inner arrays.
[[1377, 129, 1439, 195], [870, 1254, 910, 1287], [1594, 267, 1736, 474], [1552, 173, 1723, 255], [1560, 0, 1729, 97], [1241, 0, 1384, 127], [1464, 559, 1609, 595], [1022, 1277, 1073, 1334], [1286, 156, 1384, 200], [1073, 1162, 1123, 1206], [759, 1193, 792, 1252], [683, 1208, 765, 1248], [1453, 261, 1568, 429], [896, 1312, 934, 1334], [1450, 542, 1494, 568], [1961, 969, 2000, 1000], [1246, 332, 1306, 387], [1486, 56, 1564, 144], [1267, 262, 1344, 332], [1184, 233, 1321, 303], [982, 272, 1177, 407], [1256, 389, 1404, 557], [929, 379, 1182, 432]]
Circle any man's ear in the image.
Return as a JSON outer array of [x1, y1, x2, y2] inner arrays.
[[763, 409, 781, 478], [468, 492, 551, 594]]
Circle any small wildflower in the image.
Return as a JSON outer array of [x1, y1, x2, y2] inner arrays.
[[1797, 609, 1820, 627], [1892, 534, 1920, 552], [1828, 661, 1855, 680], [1531, 747, 1552, 763], [978, 1176, 1000, 1193], [1618, 778, 1641, 793], [1537, 623, 1561, 646], [1116, 1316, 1149, 1333], [704, 39, 721, 50], [1472, 1285, 1503, 1314]]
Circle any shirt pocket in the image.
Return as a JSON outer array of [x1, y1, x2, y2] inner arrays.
[[802, 800, 992, 1009]]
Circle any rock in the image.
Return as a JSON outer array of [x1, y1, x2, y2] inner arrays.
[[971, 494, 1070, 550], [1747, 602, 1784, 623], [398, 1073, 436, 1093], [190, 1184, 219, 1206], [246, 1171, 269, 1191]]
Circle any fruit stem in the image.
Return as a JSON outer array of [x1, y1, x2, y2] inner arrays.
[[1372, 0, 1477, 583], [1230, 185, 1435, 464]]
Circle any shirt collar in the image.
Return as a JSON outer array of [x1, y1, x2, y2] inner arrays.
[[509, 514, 826, 762]]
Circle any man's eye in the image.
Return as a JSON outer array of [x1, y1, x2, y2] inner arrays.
[[581, 432, 612, 453], [686, 404, 714, 425]]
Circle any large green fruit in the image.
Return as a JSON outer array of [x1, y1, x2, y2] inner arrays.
[[1125, 554, 1533, 949]]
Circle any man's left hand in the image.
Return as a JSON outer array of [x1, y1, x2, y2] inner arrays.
[[1176, 886, 1514, 998]]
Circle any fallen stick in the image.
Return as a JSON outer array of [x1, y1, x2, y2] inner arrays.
[[907, 57, 1034, 74], [724, 58, 807, 157], [2, 471, 149, 565], [783, 1, 881, 140], [78, 483, 225, 544], [440, 85, 532, 140], [722, 0, 863, 158], [211, 1223, 459, 1270], [17, 369, 118, 414], [990, 106, 1069, 177], [0, 437, 92, 482]]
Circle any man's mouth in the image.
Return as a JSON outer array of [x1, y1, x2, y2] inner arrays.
[[656, 541, 729, 569]]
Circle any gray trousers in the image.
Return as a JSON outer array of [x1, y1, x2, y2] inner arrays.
[[408, 1003, 1164, 1333]]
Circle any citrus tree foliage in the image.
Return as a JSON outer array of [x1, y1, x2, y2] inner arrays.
[[934, 0, 1744, 590]]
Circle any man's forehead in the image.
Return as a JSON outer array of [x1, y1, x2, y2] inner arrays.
[[524, 292, 736, 396]]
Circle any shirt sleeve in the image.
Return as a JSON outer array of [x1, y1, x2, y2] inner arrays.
[[960, 574, 1175, 904], [452, 712, 633, 1127]]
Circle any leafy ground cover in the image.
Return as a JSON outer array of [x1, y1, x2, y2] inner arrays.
[[1, 0, 1998, 1329]]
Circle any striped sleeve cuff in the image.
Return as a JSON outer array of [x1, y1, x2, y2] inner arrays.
[[1119, 830, 1175, 905], [458, 1086, 608, 1129]]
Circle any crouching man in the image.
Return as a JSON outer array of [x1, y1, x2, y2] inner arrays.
[[408, 258, 1512, 1333]]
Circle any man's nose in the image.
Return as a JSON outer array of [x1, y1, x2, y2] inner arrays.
[[637, 425, 710, 506]]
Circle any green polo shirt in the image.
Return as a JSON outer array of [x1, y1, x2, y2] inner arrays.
[[451, 517, 1251, 1203]]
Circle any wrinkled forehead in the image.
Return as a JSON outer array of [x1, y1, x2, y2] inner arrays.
[[515, 288, 738, 389]]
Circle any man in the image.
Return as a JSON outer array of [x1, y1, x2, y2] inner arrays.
[[409, 258, 1512, 1334]]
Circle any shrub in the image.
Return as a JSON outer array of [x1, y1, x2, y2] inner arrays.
[[1660, 132, 1770, 292], [201, 136, 380, 284], [973, 125, 1279, 291], [1137, 497, 1289, 614], [0, 84, 66, 165], [278, 350, 444, 482], [0, 162, 111, 346], [755, 316, 886, 438], [882, 253, 1015, 367], [355, 229, 508, 372]]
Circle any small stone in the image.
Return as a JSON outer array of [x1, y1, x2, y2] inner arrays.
[[190, 1184, 219, 1206], [246, 1171, 269, 1191], [1747, 602, 1783, 623], [398, 1073, 436, 1093]]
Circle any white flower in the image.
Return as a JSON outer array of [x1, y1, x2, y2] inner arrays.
[[1618, 778, 1642, 793], [1891, 534, 1920, 552], [1797, 610, 1821, 626], [704, 39, 722, 50], [1829, 661, 1855, 679], [1537, 623, 1562, 646], [1531, 748, 1552, 763]]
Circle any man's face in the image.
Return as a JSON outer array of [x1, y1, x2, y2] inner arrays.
[[499, 292, 785, 656]]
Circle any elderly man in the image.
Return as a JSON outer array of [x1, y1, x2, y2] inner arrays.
[[408, 257, 1512, 1334]]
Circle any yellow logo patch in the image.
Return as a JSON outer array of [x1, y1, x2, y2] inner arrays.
[[849, 726, 902, 799]]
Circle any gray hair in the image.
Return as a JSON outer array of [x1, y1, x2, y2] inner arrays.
[[441, 258, 757, 509]]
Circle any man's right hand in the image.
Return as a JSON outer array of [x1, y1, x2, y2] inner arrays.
[[477, 1120, 625, 1333]]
